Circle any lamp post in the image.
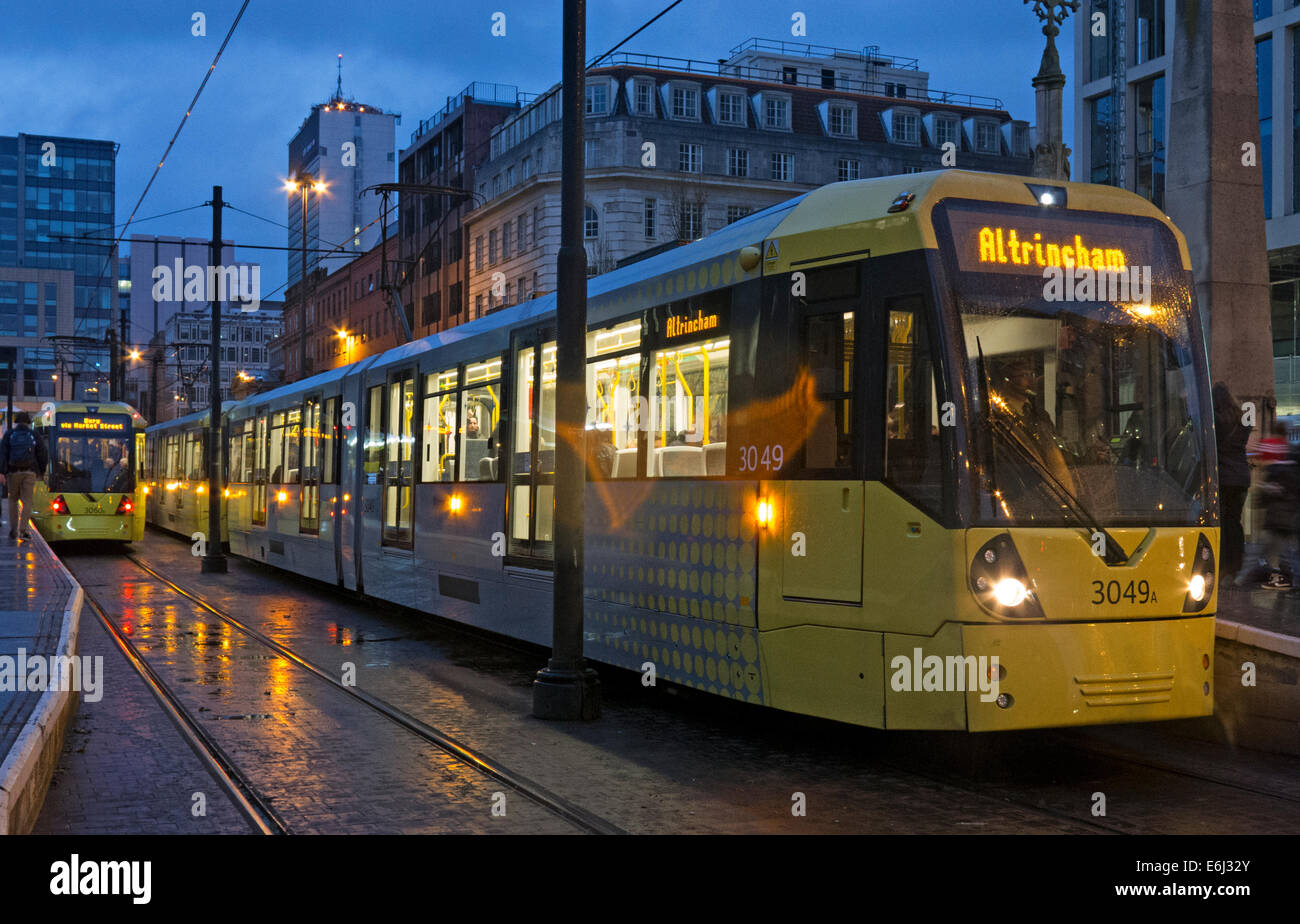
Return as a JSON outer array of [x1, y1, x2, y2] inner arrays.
[[285, 173, 326, 382]]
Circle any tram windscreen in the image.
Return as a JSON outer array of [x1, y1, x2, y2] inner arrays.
[[937, 201, 1212, 527], [51, 413, 134, 493]]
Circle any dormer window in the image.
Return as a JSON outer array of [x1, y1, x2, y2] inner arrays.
[[669, 84, 700, 120], [932, 114, 959, 148], [630, 78, 655, 116], [965, 117, 1001, 154], [886, 108, 921, 146], [820, 100, 857, 138], [714, 88, 746, 126], [751, 91, 792, 131], [585, 80, 611, 115]]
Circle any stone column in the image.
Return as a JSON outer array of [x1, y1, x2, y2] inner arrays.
[[1164, 0, 1273, 415]]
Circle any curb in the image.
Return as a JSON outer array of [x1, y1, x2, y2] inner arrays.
[[0, 531, 84, 835], [1215, 618, 1300, 659]]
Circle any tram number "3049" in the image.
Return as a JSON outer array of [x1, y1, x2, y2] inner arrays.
[[1090, 579, 1157, 605], [737, 444, 784, 473]]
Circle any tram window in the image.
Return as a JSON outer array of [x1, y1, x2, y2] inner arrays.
[[648, 337, 729, 478], [383, 375, 416, 539], [364, 385, 384, 484], [804, 312, 855, 471], [51, 433, 133, 493], [461, 356, 502, 482], [422, 368, 459, 482], [285, 407, 302, 484], [269, 411, 287, 484], [321, 398, 339, 485], [228, 428, 244, 484], [586, 320, 641, 479], [884, 297, 942, 511], [511, 342, 556, 548], [184, 430, 205, 481]]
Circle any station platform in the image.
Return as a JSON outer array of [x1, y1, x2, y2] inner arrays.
[[0, 528, 84, 834]]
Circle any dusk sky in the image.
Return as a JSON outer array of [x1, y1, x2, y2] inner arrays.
[[4, 0, 1075, 302]]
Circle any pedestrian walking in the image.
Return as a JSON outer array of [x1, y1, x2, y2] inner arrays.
[[0, 411, 49, 540], [1257, 423, 1300, 589], [1214, 383, 1251, 585]]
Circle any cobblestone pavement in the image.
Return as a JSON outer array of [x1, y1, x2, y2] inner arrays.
[[33, 610, 253, 834], [39, 532, 1300, 835]]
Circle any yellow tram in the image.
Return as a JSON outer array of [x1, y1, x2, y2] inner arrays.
[[148, 171, 1218, 731], [31, 401, 147, 543]]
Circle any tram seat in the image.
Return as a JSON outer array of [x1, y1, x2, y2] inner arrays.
[[657, 446, 706, 477], [705, 442, 726, 475], [479, 456, 498, 480], [612, 448, 638, 478], [463, 438, 489, 476]]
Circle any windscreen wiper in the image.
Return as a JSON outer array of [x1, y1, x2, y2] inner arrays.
[[988, 414, 1129, 565]]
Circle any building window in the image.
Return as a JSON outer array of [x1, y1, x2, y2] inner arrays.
[[1136, 0, 1166, 64], [644, 198, 657, 239], [679, 142, 703, 173], [584, 204, 599, 239], [1089, 0, 1112, 81], [475, 294, 484, 315], [770, 152, 794, 182], [492, 174, 502, 197], [502, 221, 513, 260], [821, 68, 836, 89], [782, 66, 798, 85], [671, 86, 699, 119], [634, 80, 654, 115], [506, 165, 515, 187], [935, 116, 958, 148], [533, 205, 542, 244], [488, 228, 498, 264], [584, 138, 599, 167], [421, 292, 441, 325], [585, 82, 609, 115], [975, 121, 1000, 153], [828, 103, 856, 137], [837, 158, 860, 182], [517, 214, 527, 251], [448, 282, 462, 314], [1255, 0, 1271, 19], [475, 235, 484, 271], [679, 201, 703, 240], [1089, 93, 1115, 185], [904, 166, 924, 174], [725, 205, 751, 224], [1135, 75, 1166, 209], [726, 147, 749, 177], [764, 96, 791, 130], [522, 155, 532, 179], [718, 91, 744, 125], [1258, 36, 1273, 218], [892, 111, 920, 145]]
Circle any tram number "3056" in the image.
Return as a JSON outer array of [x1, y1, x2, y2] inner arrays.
[[737, 444, 784, 473], [1090, 579, 1157, 605]]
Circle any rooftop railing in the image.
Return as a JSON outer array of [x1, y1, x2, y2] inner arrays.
[[594, 52, 1004, 110], [728, 37, 921, 71], [411, 82, 533, 145]]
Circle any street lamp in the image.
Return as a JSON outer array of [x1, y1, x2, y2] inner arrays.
[[285, 172, 327, 381]]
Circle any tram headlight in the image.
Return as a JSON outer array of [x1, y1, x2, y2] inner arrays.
[[992, 578, 1028, 607], [1182, 533, 1216, 613], [970, 534, 1043, 618]]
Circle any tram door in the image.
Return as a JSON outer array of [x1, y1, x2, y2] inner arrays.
[[780, 306, 865, 604], [252, 409, 268, 526], [382, 370, 416, 548], [299, 395, 321, 534], [507, 329, 556, 561]]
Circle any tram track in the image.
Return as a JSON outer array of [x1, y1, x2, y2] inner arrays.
[[79, 585, 289, 835], [116, 553, 625, 835]]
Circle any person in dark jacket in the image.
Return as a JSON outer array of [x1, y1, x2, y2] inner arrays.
[[0, 412, 50, 539], [1214, 382, 1251, 585], [1258, 428, 1300, 589]]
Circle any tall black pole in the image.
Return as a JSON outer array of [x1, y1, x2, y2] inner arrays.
[[202, 185, 228, 574], [299, 179, 309, 381], [533, 0, 599, 721]]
